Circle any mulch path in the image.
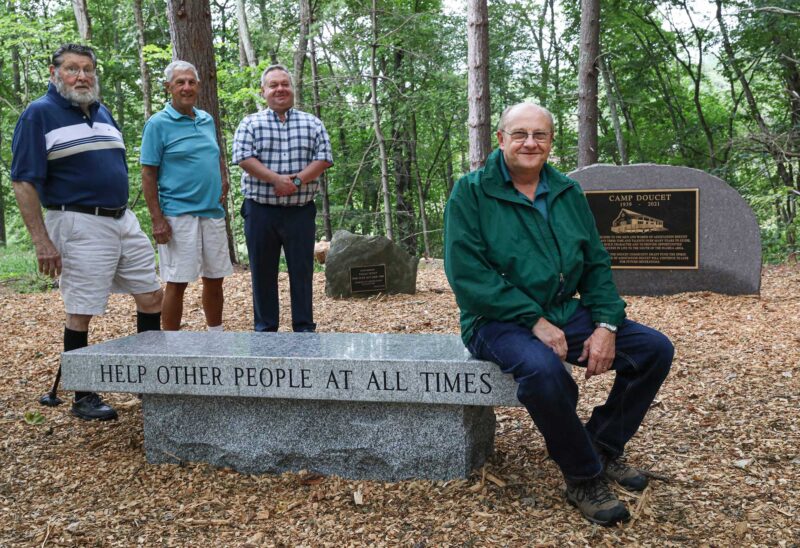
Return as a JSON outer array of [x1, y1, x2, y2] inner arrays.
[[1, 263, 798, 546]]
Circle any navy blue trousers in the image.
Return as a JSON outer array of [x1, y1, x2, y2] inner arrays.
[[241, 199, 316, 332], [468, 305, 673, 481]]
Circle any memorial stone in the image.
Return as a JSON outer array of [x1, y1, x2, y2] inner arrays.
[[61, 331, 522, 481], [325, 230, 418, 297], [569, 163, 761, 295]]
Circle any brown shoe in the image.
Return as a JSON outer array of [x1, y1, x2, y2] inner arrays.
[[565, 477, 630, 526], [601, 453, 649, 492]]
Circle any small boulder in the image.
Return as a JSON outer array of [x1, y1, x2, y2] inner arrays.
[[325, 230, 418, 298]]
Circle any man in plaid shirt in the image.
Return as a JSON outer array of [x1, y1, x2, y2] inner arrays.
[[232, 65, 333, 332]]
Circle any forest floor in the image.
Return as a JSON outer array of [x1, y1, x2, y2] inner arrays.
[[0, 263, 798, 547]]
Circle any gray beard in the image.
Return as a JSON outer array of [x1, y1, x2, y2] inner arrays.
[[53, 71, 100, 107]]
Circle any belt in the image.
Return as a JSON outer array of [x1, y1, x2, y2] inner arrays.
[[47, 204, 127, 219]]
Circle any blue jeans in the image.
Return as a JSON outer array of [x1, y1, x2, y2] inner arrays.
[[241, 199, 317, 332], [467, 305, 673, 481]]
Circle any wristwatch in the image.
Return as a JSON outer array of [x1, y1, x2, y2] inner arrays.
[[292, 176, 303, 188], [596, 322, 618, 334]]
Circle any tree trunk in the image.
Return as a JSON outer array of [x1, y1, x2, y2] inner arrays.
[[370, 0, 393, 240], [309, 35, 332, 241], [577, 0, 600, 168], [236, 0, 257, 67], [467, 0, 491, 170], [410, 114, 430, 258], [167, 0, 238, 264], [599, 53, 627, 165], [71, 0, 91, 41], [133, 0, 152, 120], [293, 0, 311, 109]]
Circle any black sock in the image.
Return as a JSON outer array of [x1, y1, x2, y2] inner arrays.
[[137, 311, 161, 333], [65, 327, 90, 401]]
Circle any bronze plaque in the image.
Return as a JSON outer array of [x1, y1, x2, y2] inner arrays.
[[350, 264, 388, 293], [584, 189, 699, 269]]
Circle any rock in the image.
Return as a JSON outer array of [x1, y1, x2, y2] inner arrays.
[[325, 230, 418, 298], [570, 163, 761, 295], [314, 240, 330, 264]]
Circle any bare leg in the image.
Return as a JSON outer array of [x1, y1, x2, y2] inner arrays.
[[158, 283, 185, 330], [201, 277, 224, 328]]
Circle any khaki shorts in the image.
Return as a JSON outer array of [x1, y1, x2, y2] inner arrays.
[[158, 215, 233, 283], [45, 209, 161, 316]]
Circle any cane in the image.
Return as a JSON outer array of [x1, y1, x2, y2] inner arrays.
[[39, 364, 63, 406]]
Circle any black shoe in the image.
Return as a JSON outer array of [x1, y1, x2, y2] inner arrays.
[[600, 452, 649, 492], [565, 477, 630, 526], [71, 393, 118, 421]]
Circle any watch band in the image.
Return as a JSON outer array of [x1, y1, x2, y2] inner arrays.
[[596, 322, 618, 333]]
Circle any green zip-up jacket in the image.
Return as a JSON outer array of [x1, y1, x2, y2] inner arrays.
[[444, 149, 626, 346]]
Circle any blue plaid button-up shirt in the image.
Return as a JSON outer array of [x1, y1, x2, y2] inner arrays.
[[232, 107, 333, 206]]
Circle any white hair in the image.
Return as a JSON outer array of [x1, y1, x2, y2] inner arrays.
[[164, 60, 199, 84]]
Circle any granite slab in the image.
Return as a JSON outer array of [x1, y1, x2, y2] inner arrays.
[[61, 331, 522, 407], [143, 395, 496, 480]]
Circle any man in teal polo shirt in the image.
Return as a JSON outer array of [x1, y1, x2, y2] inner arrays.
[[141, 60, 232, 331]]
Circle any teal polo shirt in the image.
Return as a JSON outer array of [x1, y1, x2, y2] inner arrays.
[[140, 103, 224, 218], [499, 153, 549, 221]]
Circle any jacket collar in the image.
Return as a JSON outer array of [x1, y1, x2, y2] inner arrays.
[[165, 102, 199, 120], [480, 148, 573, 205]]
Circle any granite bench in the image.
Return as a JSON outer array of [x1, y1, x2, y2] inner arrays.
[[61, 331, 525, 481]]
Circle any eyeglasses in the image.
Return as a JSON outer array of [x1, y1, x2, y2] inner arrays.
[[61, 66, 96, 77], [502, 130, 552, 143]]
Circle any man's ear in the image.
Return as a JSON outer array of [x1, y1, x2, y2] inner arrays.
[[496, 130, 506, 150]]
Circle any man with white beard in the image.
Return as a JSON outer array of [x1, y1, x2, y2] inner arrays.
[[11, 44, 163, 421]]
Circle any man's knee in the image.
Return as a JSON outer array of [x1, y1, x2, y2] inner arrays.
[[643, 329, 674, 379], [65, 313, 93, 331], [134, 288, 163, 313], [165, 282, 188, 296]]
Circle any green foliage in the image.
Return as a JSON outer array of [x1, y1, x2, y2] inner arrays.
[[0, 0, 796, 267], [23, 410, 45, 425], [0, 247, 54, 293]]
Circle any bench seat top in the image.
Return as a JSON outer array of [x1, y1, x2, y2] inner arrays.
[[62, 331, 522, 407]]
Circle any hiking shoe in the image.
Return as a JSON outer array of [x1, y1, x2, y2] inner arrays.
[[565, 477, 630, 526], [601, 453, 649, 492], [71, 393, 118, 421]]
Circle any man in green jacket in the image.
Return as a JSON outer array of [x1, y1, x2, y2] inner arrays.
[[444, 102, 673, 526]]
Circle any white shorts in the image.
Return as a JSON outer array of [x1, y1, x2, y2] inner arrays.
[[45, 209, 162, 316], [158, 215, 233, 283]]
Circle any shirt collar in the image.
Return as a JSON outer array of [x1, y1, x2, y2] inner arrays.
[[266, 107, 294, 122], [165, 102, 199, 120], [498, 151, 550, 195]]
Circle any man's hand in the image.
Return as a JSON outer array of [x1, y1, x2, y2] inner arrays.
[[272, 174, 298, 197], [151, 215, 172, 244], [34, 237, 62, 278], [533, 317, 568, 360], [579, 328, 616, 379]]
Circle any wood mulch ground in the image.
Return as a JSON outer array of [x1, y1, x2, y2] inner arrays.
[[0, 263, 798, 546]]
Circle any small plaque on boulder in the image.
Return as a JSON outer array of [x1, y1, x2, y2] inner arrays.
[[325, 230, 418, 298], [350, 265, 387, 293]]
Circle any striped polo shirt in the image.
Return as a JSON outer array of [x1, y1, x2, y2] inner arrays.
[[11, 83, 129, 208]]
